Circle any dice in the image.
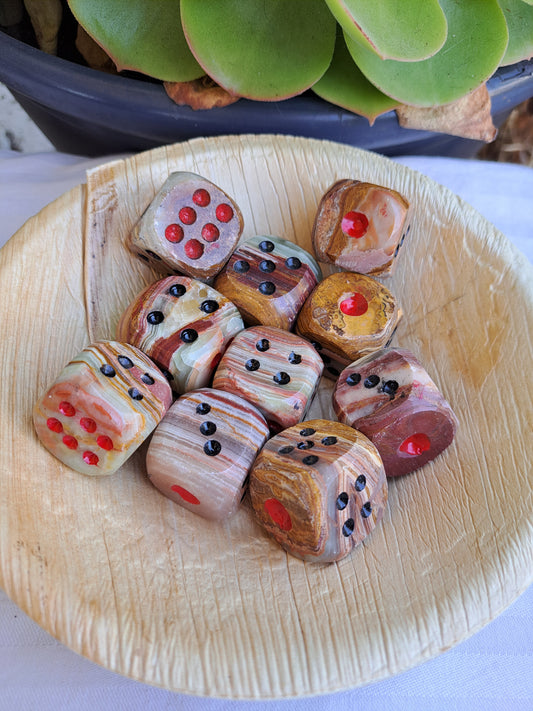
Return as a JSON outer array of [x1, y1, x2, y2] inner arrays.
[[213, 235, 321, 330], [117, 276, 244, 394], [312, 179, 410, 277], [295, 271, 402, 378], [146, 388, 269, 520], [127, 171, 244, 281], [212, 325, 324, 432], [333, 348, 458, 477], [33, 340, 172, 476], [248, 419, 387, 563]]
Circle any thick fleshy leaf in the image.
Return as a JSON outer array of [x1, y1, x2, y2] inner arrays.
[[324, 0, 447, 61], [498, 0, 533, 65], [344, 0, 509, 107], [180, 0, 336, 100], [67, 0, 203, 81], [312, 31, 398, 124]]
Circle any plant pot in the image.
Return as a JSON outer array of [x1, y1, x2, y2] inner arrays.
[[1, 30, 532, 158]]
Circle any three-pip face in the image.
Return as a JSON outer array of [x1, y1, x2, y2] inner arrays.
[[213, 235, 321, 330], [146, 388, 269, 521], [212, 325, 324, 432], [33, 340, 172, 476], [127, 171, 244, 281], [333, 348, 458, 477], [117, 276, 244, 394]]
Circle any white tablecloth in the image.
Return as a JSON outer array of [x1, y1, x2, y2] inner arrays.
[[0, 149, 531, 711]]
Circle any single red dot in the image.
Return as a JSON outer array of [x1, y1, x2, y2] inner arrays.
[[264, 498, 292, 531], [62, 434, 78, 450], [96, 435, 114, 451], [171, 484, 200, 505], [341, 211, 369, 238], [192, 188, 211, 207], [340, 293, 368, 316], [179, 206, 196, 225], [47, 417, 63, 433], [216, 203, 233, 223], [399, 433, 431, 456], [83, 451, 99, 466], [59, 401, 75, 417], [165, 223, 184, 243], [201, 223, 220, 242], [80, 417, 97, 433], [184, 239, 204, 259]]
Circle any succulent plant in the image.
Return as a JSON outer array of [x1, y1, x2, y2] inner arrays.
[[66, 0, 533, 136]]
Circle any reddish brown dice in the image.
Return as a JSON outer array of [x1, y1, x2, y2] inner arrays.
[[333, 348, 458, 477]]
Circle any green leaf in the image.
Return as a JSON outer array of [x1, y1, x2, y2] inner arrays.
[[180, 0, 336, 100], [498, 0, 533, 65], [324, 0, 447, 61], [67, 0, 203, 81], [312, 31, 398, 123], [344, 0, 509, 107]]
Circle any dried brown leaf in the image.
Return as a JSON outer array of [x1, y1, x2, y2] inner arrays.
[[23, 0, 62, 55], [75, 25, 117, 74], [396, 85, 497, 142], [164, 77, 240, 110]]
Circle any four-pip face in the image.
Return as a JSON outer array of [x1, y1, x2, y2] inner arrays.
[[127, 171, 244, 281], [213, 235, 322, 330], [212, 325, 324, 432], [117, 276, 244, 394], [33, 341, 173, 476]]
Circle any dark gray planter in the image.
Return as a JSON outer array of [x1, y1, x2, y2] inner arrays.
[[1, 30, 532, 158]]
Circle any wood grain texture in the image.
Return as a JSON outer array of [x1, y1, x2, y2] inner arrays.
[[0, 135, 531, 699]]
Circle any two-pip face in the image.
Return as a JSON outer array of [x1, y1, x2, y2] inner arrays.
[[212, 325, 324, 432], [117, 276, 244, 394]]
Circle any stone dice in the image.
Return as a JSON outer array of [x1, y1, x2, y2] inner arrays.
[[117, 276, 244, 394], [312, 179, 410, 277], [33, 341, 172, 476], [333, 348, 458, 477], [295, 271, 402, 378], [146, 388, 269, 521], [127, 171, 244, 281], [249, 419, 387, 563], [212, 326, 324, 432], [213, 235, 321, 330]]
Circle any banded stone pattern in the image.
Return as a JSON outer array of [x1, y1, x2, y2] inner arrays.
[[117, 276, 244, 394], [212, 325, 324, 431], [33, 340, 172, 476], [333, 348, 458, 477], [127, 171, 244, 281], [295, 271, 402, 376], [146, 388, 269, 521], [214, 235, 322, 330], [312, 179, 410, 277], [249, 419, 387, 563]]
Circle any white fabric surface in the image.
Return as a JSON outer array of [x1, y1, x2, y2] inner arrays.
[[0, 149, 531, 711]]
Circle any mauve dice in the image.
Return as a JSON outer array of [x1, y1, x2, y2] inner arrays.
[[249, 419, 387, 563], [146, 388, 269, 521], [212, 325, 324, 432], [295, 271, 402, 378], [312, 179, 410, 277], [213, 235, 321, 330], [33, 341, 172, 476], [127, 171, 244, 281], [117, 276, 244, 394], [333, 348, 458, 477]]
